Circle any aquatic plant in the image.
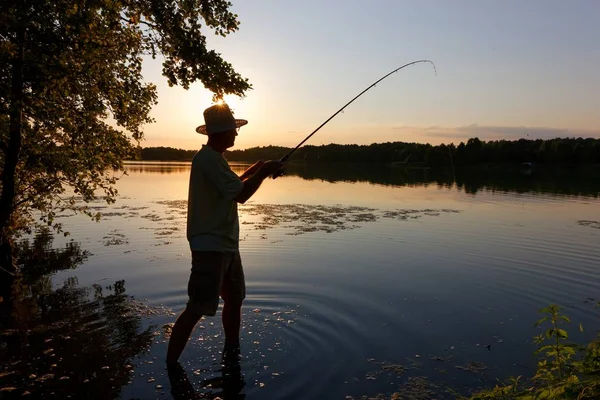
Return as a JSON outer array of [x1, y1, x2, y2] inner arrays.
[[468, 304, 600, 399]]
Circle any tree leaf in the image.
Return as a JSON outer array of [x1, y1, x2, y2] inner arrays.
[[0, 0, 250, 238]]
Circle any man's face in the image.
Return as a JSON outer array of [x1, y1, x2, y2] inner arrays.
[[223, 128, 238, 149]]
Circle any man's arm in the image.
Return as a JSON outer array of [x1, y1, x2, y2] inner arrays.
[[239, 161, 264, 181], [235, 161, 284, 204]]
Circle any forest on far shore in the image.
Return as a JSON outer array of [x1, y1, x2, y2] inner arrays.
[[135, 137, 600, 166]]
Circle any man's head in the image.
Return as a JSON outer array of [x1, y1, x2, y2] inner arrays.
[[196, 103, 247, 151], [208, 127, 238, 150]]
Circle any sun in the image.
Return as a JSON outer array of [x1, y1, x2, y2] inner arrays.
[[221, 94, 241, 110]]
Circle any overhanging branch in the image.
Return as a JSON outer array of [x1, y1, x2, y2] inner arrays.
[[120, 16, 158, 29]]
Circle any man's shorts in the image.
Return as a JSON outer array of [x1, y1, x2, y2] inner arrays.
[[187, 250, 246, 316]]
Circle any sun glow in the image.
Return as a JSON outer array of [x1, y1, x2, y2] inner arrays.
[[219, 94, 242, 112]]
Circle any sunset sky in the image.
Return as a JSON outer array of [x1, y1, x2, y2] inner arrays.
[[140, 0, 600, 150]]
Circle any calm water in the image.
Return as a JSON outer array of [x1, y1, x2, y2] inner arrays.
[[2, 162, 600, 399]]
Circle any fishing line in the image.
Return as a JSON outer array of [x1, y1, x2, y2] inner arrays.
[[278, 60, 437, 165]]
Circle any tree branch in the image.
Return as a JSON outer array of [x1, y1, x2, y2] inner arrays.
[[120, 16, 158, 29]]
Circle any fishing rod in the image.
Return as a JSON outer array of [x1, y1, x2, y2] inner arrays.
[[278, 59, 437, 165]]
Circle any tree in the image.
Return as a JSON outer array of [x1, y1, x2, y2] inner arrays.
[[0, 0, 251, 280]]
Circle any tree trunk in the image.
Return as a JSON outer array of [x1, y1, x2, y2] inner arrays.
[[0, 27, 25, 298], [0, 240, 16, 306]]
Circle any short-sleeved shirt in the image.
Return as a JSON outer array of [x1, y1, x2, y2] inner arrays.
[[187, 145, 243, 252]]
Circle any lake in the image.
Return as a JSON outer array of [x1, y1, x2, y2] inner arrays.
[[1, 162, 599, 399]]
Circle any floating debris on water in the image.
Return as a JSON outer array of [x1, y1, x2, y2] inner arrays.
[[35, 374, 55, 382], [154, 227, 180, 236], [102, 230, 129, 246], [147, 200, 461, 241], [141, 213, 162, 222], [366, 359, 408, 380], [578, 220, 600, 229], [346, 376, 438, 400], [455, 361, 488, 373], [98, 211, 140, 219], [382, 208, 460, 220], [237, 204, 461, 237], [130, 300, 174, 318], [155, 200, 188, 209], [429, 356, 450, 362], [381, 364, 406, 375]]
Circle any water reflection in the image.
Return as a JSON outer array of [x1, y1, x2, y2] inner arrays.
[[14, 228, 89, 286], [124, 161, 191, 174], [286, 163, 600, 197], [124, 161, 600, 198], [168, 346, 245, 400], [0, 231, 154, 399]]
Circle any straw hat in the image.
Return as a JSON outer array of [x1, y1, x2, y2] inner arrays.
[[196, 103, 248, 135]]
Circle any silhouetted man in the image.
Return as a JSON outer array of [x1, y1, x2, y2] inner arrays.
[[167, 103, 284, 365]]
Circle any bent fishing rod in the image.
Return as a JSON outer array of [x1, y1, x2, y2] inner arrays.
[[278, 59, 436, 166]]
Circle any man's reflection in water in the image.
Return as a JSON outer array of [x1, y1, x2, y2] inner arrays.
[[168, 345, 245, 400]]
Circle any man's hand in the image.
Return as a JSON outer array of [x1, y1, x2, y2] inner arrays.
[[235, 160, 283, 204], [261, 160, 285, 178], [234, 160, 285, 204]]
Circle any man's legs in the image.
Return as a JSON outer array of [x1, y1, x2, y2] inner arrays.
[[167, 299, 240, 364], [221, 250, 245, 346], [222, 300, 242, 346], [166, 307, 203, 365], [166, 251, 244, 364], [167, 358, 197, 398]]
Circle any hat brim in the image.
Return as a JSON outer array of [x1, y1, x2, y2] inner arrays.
[[196, 119, 248, 135]]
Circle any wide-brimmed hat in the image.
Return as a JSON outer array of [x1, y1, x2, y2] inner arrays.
[[196, 103, 248, 135]]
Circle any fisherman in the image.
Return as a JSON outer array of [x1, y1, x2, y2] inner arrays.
[[166, 103, 284, 365]]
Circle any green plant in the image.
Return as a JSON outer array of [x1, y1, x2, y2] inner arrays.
[[468, 304, 600, 400], [532, 304, 577, 383], [0, 0, 251, 251]]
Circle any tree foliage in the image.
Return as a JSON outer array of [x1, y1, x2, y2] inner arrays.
[[0, 0, 250, 241], [139, 137, 600, 165], [225, 138, 600, 165], [138, 145, 197, 161]]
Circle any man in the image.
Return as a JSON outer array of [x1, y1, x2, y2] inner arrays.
[[166, 103, 284, 365]]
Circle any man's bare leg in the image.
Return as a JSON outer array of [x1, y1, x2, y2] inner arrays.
[[167, 361, 197, 398], [222, 300, 242, 346], [166, 307, 203, 365]]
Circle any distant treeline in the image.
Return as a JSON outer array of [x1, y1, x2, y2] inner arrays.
[[138, 146, 198, 161], [138, 137, 600, 165]]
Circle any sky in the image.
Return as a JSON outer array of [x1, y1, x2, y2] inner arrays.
[[140, 0, 600, 150]]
